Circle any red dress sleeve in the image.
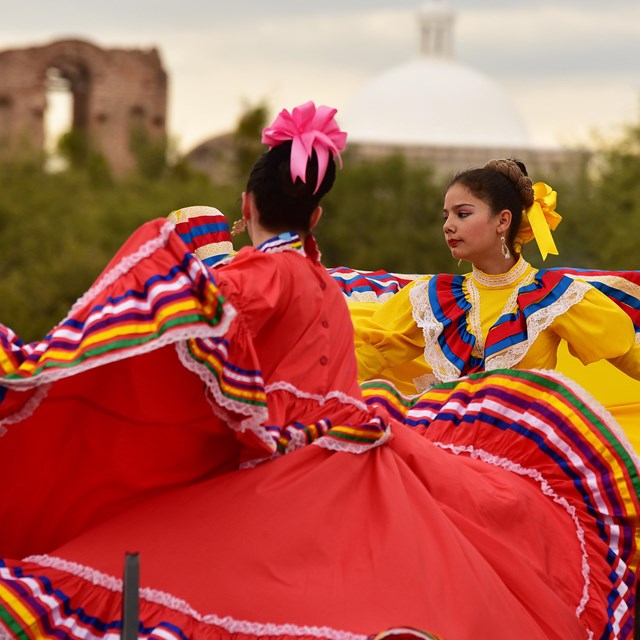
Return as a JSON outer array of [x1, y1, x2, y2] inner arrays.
[[213, 247, 288, 337]]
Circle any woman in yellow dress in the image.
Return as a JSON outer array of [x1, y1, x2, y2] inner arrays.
[[328, 158, 640, 637], [340, 159, 640, 444]]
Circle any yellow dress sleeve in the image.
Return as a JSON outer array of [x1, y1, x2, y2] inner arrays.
[[608, 343, 640, 380], [552, 285, 640, 379], [350, 279, 428, 381]]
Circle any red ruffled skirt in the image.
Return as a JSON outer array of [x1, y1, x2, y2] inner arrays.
[[0, 221, 638, 640]]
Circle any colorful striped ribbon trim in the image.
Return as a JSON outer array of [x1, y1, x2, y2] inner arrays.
[[362, 368, 640, 637], [328, 267, 418, 300], [0, 220, 233, 384]]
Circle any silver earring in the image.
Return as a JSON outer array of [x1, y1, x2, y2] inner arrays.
[[500, 236, 511, 260], [457, 259, 462, 268]]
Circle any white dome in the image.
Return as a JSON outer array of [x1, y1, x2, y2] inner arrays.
[[340, 1, 529, 149], [341, 57, 529, 149]]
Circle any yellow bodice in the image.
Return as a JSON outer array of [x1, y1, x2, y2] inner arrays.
[[351, 257, 640, 397]]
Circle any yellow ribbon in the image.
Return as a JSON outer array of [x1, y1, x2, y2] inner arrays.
[[515, 182, 562, 260]]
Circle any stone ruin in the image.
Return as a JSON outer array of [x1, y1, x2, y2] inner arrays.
[[0, 38, 167, 174]]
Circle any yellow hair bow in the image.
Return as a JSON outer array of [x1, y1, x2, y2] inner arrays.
[[515, 182, 562, 260]]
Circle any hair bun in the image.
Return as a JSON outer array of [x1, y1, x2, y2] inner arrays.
[[484, 158, 535, 208]]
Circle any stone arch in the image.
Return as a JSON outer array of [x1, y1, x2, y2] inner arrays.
[[0, 38, 167, 174], [44, 58, 92, 134]]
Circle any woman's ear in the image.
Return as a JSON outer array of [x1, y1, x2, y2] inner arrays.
[[241, 192, 251, 220], [496, 209, 512, 235], [309, 206, 323, 232]]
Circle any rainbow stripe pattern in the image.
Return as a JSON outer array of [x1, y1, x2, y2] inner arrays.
[[265, 414, 389, 458], [554, 268, 640, 333], [425, 270, 580, 376], [328, 266, 418, 301], [362, 368, 640, 638], [0, 219, 281, 435], [330, 266, 640, 380], [0, 558, 373, 640], [168, 206, 235, 267], [0, 219, 234, 385]]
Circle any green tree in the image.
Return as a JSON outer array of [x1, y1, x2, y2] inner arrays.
[[319, 153, 449, 274], [583, 119, 640, 269], [4, 107, 640, 342], [234, 101, 269, 179], [0, 155, 240, 341], [129, 124, 170, 180], [57, 129, 113, 186], [545, 117, 640, 271]]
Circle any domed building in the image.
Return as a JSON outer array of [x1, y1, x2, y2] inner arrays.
[[185, 0, 574, 183], [340, 0, 571, 178]]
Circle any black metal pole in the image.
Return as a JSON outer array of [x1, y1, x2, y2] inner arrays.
[[121, 552, 140, 640]]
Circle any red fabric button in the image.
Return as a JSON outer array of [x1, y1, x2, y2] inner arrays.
[[320, 356, 328, 365], [321, 320, 329, 328]]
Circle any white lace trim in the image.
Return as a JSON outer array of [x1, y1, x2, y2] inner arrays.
[[394, 272, 630, 392], [410, 280, 461, 383], [18, 555, 368, 640], [67, 221, 175, 318], [0, 321, 236, 439], [2, 341, 370, 462], [265, 381, 369, 413], [0, 384, 51, 435], [565, 273, 640, 300], [541, 368, 640, 627], [412, 373, 438, 394], [2, 321, 235, 392], [312, 425, 392, 453], [390, 272, 422, 281], [173, 352, 374, 456], [471, 257, 530, 288], [342, 291, 396, 303], [174, 341, 270, 439], [239, 419, 393, 469], [466, 270, 536, 359], [466, 279, 483, 359], [196, 241, 234, 260], [486, 279, 591, 371], [2, 218, 235, 394], [430, 442, 592, 623]]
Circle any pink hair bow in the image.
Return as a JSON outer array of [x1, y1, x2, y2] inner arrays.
[[261, 100, 348, 194]]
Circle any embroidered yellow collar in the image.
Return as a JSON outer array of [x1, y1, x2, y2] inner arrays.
[[471, 257, 532, 289]]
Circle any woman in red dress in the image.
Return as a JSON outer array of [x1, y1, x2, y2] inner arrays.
[[0, 102, 638, 640]]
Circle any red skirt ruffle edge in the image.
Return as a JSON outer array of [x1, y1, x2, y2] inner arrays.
[[0, 220, 639, 639]]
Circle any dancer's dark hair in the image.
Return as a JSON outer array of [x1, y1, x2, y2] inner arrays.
[[447, 158, 534, 252], [246, 141, 336, 234]]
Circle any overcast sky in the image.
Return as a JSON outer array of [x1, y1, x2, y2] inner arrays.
[[1, 0, 639, 152]]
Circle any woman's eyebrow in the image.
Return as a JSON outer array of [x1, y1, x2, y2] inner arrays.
[[448, 202, 474, 211]]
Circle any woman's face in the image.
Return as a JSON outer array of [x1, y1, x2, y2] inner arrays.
[[443, 183, 502, 267]]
